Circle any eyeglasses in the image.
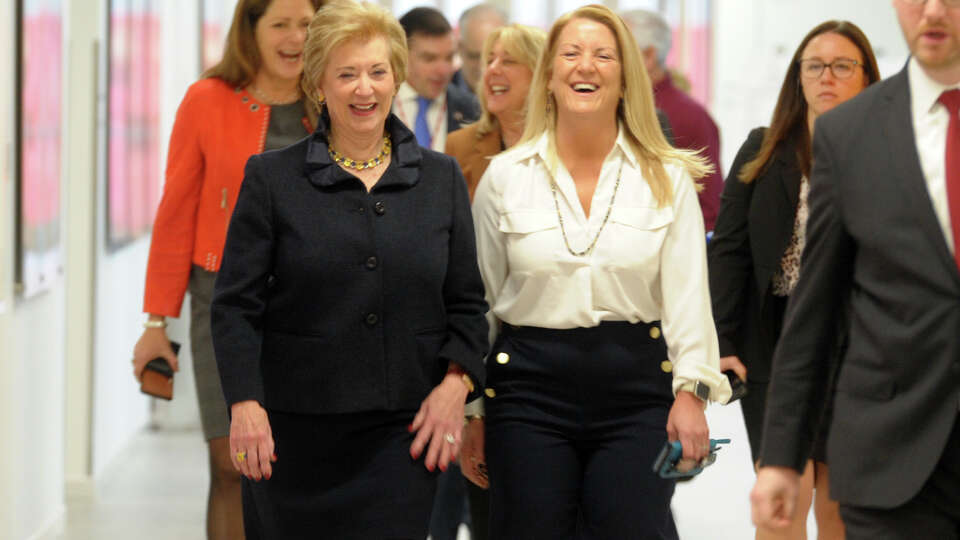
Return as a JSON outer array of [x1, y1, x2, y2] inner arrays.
[[900, 0, 960, 6], [798, 58, 862, 80]]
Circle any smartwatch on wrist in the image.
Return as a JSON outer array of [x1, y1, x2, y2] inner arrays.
[[679, 380, 710, 402]]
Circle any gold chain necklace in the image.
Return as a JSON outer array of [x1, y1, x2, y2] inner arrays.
[[328, 135, 392, 170], [551, 159, 623, 257], [248, 84, 300, 105]]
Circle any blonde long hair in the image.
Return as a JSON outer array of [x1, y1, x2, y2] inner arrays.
[[520, 4, 711, 207], [473, 24, 547, 139]]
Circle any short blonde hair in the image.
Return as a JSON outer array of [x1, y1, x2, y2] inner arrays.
[[473, 24, 547, 140], [520, 4, 711, 207], [301, 0, 408, 109]]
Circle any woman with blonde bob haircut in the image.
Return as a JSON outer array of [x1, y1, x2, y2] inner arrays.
[[472, 4, 730, 538], [446, 23, 547, 198], [212, 1, 489, 538]]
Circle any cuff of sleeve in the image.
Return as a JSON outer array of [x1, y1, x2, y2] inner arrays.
[[672, 363, 733, 405], [464, 397, 485, 417]]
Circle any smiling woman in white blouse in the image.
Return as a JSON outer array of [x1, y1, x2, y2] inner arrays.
[[470, 5, 731, 539]]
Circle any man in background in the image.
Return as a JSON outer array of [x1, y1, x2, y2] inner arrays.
[[395, 7, 479, 153], [622, 8, 723, 232], [452, 3, 507, 97]]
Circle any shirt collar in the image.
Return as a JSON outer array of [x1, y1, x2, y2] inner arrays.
[[397, 81, 418, 103], [653, 74, 674, 95], [397, 81, 447, 107], [908, 56, 960, 117], [305, 112, 421, 189], [508, 123, 637, 169]]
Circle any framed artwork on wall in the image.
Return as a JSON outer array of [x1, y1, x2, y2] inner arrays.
[[1, 6, 14, 311], [15, 0, 63, 299], [106, 0, 162, 249]]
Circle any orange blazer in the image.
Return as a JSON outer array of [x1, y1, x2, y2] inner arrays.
[[444, 123, 503, 201], [144, 77, 312, 316]]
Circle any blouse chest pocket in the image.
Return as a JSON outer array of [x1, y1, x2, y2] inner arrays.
[[603, 206, 674, 268], [499, 210, 562, 272]]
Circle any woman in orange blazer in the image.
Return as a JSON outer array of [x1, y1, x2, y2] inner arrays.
[[445, 24, 546, 201], [131, 1, 321, 538]]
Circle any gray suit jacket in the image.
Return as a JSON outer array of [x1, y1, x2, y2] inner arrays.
[[760, 66, 960, 508]]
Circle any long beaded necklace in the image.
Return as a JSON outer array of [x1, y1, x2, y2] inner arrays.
[[328, 135, 392, 171], [550, 159, 624, 257]]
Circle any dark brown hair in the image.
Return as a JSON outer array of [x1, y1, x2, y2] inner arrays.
[[739, 20, 880, 183], [202, 0, 324, 86]]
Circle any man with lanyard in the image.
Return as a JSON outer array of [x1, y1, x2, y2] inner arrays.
[[394, 7, 479, 153]]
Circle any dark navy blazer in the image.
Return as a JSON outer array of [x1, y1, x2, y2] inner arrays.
[[212, 113, 489, 415]]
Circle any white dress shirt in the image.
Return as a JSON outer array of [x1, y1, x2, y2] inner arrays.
[[471, 127, 732, 407], [392, 81, 448, 152], [909, 56, 960, 253]]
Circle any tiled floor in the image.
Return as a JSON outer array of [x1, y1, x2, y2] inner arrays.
[[47, 402, 818, 539]]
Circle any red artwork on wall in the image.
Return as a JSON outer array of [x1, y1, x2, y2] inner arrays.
[[107, 0, 162, 248], [16, 0, 63, 298]]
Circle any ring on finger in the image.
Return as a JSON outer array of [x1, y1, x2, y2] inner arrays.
[[236, 450, 247, 463], [444, 433, 456, 445]]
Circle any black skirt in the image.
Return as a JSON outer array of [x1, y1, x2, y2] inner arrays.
[[242, 409, 438, 540]]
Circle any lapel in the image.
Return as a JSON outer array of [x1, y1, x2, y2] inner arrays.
[[881, 68, 960, 281], [446, 86, 478, 132], [774, 144, 802, 215], [470, 126, 503, 176], [305, 113, 421, 190]]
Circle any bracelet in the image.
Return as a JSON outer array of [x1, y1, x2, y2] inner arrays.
[[447, 364, 475, 393], [143, 319, 167, 329]]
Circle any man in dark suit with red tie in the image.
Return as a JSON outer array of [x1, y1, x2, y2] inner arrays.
[[752, 1, 960, 538]]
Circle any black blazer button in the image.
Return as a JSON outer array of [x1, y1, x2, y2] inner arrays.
[[365, 256, 378, 269], [374, 201, 386, 215], [365, 313, 379, 326]]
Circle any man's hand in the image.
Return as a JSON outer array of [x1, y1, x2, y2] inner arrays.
[[751, 466, 801, 530]]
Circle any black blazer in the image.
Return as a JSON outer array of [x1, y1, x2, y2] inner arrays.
[[760, 67, 960, 508], [446, 84, 480, 133], [708, 127, 802, 382], [211, 113, 489, 415]]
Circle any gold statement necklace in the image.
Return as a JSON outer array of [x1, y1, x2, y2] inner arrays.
[[328, 135, 392, 171]]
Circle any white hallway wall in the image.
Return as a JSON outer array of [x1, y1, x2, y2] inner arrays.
[[712, 0, 909, 178], [0, 0, 202, 538], [0, 1, 924, 539]]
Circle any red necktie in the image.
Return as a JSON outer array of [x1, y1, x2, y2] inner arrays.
[[940, 89, 960, 270]]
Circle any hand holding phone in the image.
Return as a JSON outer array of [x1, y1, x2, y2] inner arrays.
[[653, 438, 730, 479], [724, 370, 748, 402]]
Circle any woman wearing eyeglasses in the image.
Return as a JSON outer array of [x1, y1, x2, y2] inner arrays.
[[708, 20, 880, 540]]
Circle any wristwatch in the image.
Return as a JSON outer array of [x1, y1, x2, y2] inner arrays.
[[679, 380, 710, 402]]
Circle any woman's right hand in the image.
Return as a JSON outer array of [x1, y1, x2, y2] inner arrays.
[[720, 355, 747, 382], [229, 400, 276, 481], [460, 417, 489, 489], [132, 327, 179, 382]]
